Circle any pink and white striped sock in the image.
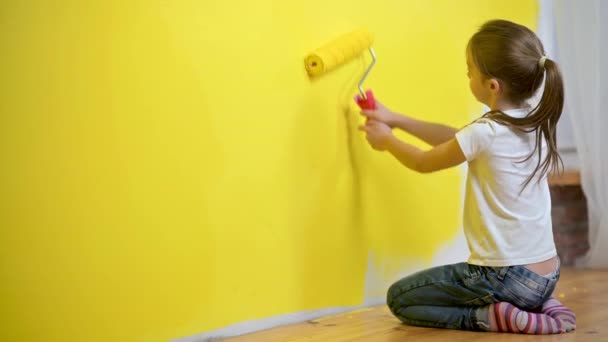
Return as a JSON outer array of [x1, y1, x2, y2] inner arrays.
[[488, 302, 563, 334], [541, 297, 576, 332]]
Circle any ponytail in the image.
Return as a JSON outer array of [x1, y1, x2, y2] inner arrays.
[[523, 58, 565, 188]]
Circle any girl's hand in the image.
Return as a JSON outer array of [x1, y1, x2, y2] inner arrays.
[[360, 100, 398, 127], [359, 120, 394, 151]]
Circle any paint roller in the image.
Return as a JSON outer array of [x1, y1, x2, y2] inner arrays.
[[304, 28, 377, 110]]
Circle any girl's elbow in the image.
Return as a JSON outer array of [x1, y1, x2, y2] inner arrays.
[[417, 164, 436, 174], [416, 156, 445, 173], [414, 160, 435, 173]]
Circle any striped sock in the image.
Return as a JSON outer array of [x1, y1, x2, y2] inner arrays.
[[541, 297, 576, 332], [488, 302, 563, 334]]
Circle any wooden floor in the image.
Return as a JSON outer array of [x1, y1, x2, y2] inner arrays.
[[224, 268, 607, 341]]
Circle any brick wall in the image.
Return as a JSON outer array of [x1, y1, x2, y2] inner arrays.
[[549, 172, 589, 266]]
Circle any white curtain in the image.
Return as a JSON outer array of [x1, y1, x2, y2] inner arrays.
[[552, 0, 608, 268]]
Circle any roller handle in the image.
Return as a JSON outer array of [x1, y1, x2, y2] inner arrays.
[[355, 89, 377, 110]]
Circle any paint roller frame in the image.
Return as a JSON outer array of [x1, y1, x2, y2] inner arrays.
[[357, 47, 376, 100]]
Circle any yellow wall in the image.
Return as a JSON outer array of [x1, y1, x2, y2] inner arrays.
[[0, 1, 537, 341]]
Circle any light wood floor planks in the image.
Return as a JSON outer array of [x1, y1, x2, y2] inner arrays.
[[223, 268, 607, 341]]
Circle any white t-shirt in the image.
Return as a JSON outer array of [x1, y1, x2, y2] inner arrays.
[[455, 108, 557, 266]]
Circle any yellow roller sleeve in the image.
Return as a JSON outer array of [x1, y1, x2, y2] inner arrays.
[[305, 28, 374, 77]]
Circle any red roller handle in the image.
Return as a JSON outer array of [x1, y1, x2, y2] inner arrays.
[[355, 89, 376, 110]]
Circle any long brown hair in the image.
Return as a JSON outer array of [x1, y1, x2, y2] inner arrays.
[[468, 19, 564, 189]]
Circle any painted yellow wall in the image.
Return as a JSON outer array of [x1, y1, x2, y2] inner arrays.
[[0, 1, 537, 341]]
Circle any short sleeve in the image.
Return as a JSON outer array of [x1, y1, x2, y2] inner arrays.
[[455, 119, 497, 161]]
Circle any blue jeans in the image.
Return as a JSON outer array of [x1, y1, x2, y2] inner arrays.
[[387, 262, 560, 331]]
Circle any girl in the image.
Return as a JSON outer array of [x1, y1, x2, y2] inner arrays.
[[359, 19, 576, 334]]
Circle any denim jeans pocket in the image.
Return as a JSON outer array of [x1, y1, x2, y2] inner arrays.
[[499, 265, 552, 309], [482, 266, 547, 309]]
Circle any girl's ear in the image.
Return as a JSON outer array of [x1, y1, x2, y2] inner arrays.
[[488, 78, 502, 94]]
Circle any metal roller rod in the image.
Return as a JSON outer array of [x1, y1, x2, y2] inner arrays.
[[358, 47, 376, 99]]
